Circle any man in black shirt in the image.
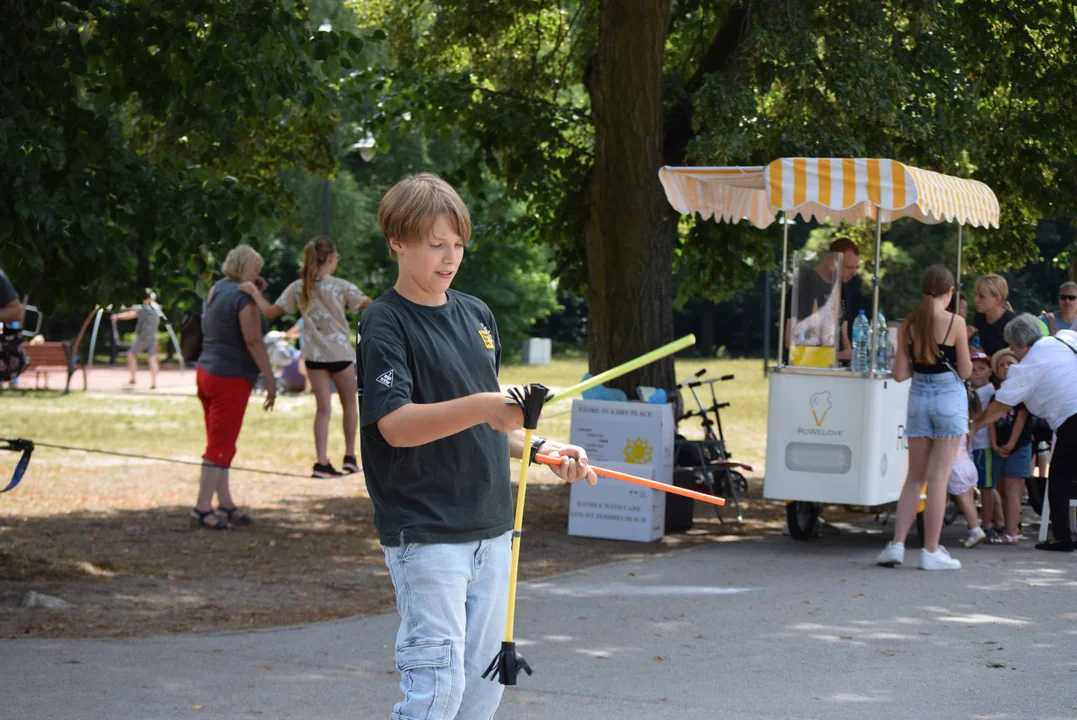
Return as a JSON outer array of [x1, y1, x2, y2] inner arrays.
[[0, 267, 28, 383], [829, 238, 863, 363], [785, 239, 861, 362], [359, 173, 596, 719], [0, 268, 22, 326]]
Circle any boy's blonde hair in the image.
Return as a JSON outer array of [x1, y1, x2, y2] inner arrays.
[[378, 173, 472, 259], [220, 244, 264, 281]]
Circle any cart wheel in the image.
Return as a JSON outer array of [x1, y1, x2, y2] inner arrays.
[[727, 470, 748, 495], [915, 511, 926, 548], [786, 502, 819, 540], [1025, 477, 1046, 517]]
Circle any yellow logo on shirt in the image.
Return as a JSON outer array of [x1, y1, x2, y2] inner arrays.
[[478, 325, 495, 350]]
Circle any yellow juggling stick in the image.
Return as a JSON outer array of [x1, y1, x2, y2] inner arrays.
[[483, 335, 696, 686]]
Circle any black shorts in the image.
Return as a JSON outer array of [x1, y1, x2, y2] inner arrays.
[[305, 360, 353, 374]]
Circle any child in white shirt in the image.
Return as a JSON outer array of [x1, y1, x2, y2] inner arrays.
[[950, 353, 993, 547]]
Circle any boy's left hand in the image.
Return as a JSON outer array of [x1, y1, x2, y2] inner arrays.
[[543, 445, 598, 485]]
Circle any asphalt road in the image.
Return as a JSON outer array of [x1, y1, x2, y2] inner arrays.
[[4, 520, 1076, 719]]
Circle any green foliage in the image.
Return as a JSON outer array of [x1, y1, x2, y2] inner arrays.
[[360, 0, 1077, 314], [250, 122, 559, 358], [1, 0, 373, 312], [349, 0, 595, 288], [688, 0, 1077, 274]]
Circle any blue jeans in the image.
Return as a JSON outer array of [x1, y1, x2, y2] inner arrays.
[[906, 372, 969, 438], [382, 531, 512, 720]]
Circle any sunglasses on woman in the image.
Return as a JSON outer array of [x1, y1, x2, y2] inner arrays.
[[1061, 294, 1077, 301]]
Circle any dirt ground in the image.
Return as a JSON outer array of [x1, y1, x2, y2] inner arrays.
[[0, 473, 838, 640]]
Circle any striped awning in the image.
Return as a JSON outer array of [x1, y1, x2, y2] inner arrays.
[[659, 158, 1000, 229]]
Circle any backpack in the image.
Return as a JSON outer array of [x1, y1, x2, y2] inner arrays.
[[180, 310, 203, 363], [0, 329, 29, 382]]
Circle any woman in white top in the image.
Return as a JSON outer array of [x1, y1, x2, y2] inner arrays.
[[242, 236, 373, 477]]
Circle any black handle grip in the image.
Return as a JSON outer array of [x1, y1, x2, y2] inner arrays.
[[715, 402, 731, 410], [690, 376, 733, 387], [677, 369, 707, 388]]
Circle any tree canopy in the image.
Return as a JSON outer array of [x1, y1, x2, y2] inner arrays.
[[1, 0, 366, 307], [353, 0, 1077, 386], [6, 0, 1077, 381]]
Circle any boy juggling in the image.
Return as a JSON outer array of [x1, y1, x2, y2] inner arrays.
[[358, 173, 597, 719]]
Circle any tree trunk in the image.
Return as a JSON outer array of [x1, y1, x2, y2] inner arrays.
[[585, 0, 677, 393]]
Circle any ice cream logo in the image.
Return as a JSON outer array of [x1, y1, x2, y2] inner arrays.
[[623, 437, 653, 464], [810, 391, 832, 427]]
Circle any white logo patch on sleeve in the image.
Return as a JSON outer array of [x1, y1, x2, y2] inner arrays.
[[376, 370, 394, 388]]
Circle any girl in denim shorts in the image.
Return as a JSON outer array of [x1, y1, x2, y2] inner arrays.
[[878, 265, 972, 570]]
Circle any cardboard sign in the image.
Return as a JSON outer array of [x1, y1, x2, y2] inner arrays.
[[567, 400, 675, 542]]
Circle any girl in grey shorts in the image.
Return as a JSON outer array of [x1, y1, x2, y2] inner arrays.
[[878, 265, 973, 570]]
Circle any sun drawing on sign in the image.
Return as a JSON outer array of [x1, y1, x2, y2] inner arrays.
[[623, 437, 653, 464]]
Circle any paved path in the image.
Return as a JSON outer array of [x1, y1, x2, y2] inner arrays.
[[4, 523, 1076, 719]]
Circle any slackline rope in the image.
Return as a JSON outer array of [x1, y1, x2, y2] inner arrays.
[[28, 441, 355, 479]]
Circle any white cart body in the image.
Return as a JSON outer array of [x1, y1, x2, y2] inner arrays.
[[764, 368, 910, 507]]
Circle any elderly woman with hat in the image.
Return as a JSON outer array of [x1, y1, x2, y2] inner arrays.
[[974, 314, 1077, 552]]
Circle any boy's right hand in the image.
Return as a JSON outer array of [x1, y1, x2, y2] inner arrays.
[[484, 392, 525, 433]]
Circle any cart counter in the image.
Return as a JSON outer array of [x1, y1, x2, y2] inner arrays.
[[764, 367, 911, 507]]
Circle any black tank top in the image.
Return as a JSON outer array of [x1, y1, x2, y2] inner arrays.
[[908, 311, 958, 374], [909, 343, 958, 374]]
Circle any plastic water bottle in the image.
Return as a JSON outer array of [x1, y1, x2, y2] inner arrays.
[[851, 310, 871, 372], [875, 311, 888, 372]]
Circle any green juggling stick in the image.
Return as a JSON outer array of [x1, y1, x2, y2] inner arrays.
[[546, 335, 697, 404]]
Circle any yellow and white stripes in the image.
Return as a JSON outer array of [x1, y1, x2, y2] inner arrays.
[[658, 158, 999, 229], [658, 166, 774, 228], [903, 165, 999, 228]]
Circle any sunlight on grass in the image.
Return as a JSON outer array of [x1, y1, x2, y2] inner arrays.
[[1, 356, 769, 511], [501, 358, 768, 472]]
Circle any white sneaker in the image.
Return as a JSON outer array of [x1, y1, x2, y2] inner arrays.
[[920, 546, 961, 570], [963, 527, 987, 548], [877, 541, 905, 567]]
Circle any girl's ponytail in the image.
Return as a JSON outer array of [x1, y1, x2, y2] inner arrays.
[[299, 236, 336, 313], [909, 264, 955, 366]]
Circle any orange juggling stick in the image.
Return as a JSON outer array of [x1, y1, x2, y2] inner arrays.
[[535, 454, 726, 507]]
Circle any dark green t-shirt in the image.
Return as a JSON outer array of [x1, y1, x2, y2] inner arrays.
[[357, 288, 511, 547]]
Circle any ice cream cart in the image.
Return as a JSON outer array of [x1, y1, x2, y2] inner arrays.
[[659, 159, 1000, 538]]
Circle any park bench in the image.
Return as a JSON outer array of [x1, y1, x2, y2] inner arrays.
[[25, 341, 86, 393], [20, 306, 99, 394]]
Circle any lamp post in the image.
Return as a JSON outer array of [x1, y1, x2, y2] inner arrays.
[[318, 18, 334, 237], [315, 19, 377, 238]]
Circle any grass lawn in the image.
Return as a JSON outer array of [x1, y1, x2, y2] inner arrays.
[[2, 357, 769, 489], [500, 357, 769, 473], [0, 356, 778, 639]]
